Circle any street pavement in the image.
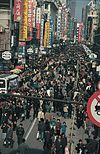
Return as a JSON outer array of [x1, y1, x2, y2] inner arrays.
[[0, 109, 88, 154]]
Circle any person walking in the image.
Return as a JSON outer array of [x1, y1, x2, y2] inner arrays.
[[61, 133, 67, 154], [37, 108, 44, 122], [5, 124, 14, 148], [60, 122, 67, 136], [1, 122, 8, 143], [16, 123, 25, 146], [55, 135, 63, 154], [75, 139, 84, 154]]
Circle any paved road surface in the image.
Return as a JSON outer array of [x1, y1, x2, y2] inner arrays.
[[0, 111, 88, 154]]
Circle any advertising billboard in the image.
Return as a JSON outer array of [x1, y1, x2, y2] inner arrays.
[[36, 8, 41, 39], [48, 18, 53, 48], [19, 0, 28, 41], [14, 0, 22, 21], [44, 22, 48, 48], [33, 0, 37, 28], [40, 19, 44, 46], [27, 0, 33, 41], [46, 21, 50, 47]]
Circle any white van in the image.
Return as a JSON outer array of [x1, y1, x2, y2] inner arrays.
[[0, 74, 19, 93]]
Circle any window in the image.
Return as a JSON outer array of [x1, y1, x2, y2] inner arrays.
[[45, 3, 48, 9], [0, 80, 5, 88], [8, 78, 18, 91]]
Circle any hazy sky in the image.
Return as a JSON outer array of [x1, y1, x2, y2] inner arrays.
[[75, 0, 90, 21]]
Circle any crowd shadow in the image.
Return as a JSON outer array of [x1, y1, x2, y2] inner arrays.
[[85, 138, 98, 153], [9, 148, 43, 154]]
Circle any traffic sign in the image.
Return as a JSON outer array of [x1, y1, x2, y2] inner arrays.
[[87, 91, 100, 127], [27, 48, 33, 54], [2, 51, 11, 60]]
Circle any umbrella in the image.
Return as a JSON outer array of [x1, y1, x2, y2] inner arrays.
[[10, 68, 22, 74], [15, 65, 24, 69]]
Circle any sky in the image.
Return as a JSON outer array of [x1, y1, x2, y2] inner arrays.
[[74, 0, 90, 22]]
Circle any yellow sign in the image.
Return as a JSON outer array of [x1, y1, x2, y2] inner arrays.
[[47, 21, 50, 47], [44, 22, 48, 48], [19, 0, 28, 41], [44, 20, 50, 48]]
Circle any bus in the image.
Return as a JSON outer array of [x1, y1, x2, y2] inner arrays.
[[0, 74, 19, 93]]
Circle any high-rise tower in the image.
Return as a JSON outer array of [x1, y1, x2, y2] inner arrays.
[[69, 0, 76, 18]]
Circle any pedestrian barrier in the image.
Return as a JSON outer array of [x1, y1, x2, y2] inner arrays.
[[69, 107, 76, 154]]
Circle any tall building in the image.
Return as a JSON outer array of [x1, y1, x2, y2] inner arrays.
[[60, 0, 69, 6], [69, 0, 90, 21], [69, 0, 76, 18]]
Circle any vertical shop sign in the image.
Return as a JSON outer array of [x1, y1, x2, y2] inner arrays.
[[19, 0, 28, 41], [36, 8, 41, 39], [33, 0, 37, 28], [49, 18, 53, 48], [44, 22, 48, 48], [46, 20, 50, 47], [27, 0, 33, 41], [40, 18, 44, 46], [14, 0, 22, 21], [33, 8, 36, 28]]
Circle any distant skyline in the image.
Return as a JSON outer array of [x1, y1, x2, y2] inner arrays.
[[70, 0, 90, 22]]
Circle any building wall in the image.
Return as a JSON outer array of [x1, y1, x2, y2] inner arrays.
[[70, 1, 76, 18], [0, 31, 10, 52], [0, 9, 10, 29], [88, 7, 98, 43]]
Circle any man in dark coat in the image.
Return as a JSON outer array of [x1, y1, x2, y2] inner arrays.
[[16, 123, 25, 146], [55, 135, 63, 154], [5, 124, 14, 148], [61, 133, 67, 153]]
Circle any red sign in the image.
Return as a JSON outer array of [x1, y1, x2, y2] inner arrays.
[[27, 0, 33, 41], [36, 23, 41, 40], [97, 81, 100, 91], [36, 8, 41, 40], [19, 42, 26, 46], [14, 0, 22, 21], [87, 91, 100, 127], [78, 23, 83, 43]]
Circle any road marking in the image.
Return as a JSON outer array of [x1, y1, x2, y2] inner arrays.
[[25, 118, 37, 140]]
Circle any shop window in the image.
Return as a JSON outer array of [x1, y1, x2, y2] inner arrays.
[[45, 3, 48, 9]]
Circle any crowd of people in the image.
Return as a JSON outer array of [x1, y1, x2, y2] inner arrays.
[[0, 43, 100, 154], [37, 117, 68, 154]]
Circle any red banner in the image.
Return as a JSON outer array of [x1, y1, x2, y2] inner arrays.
[[36, 23, 41, 40], [78, 23, 83, 43], [36, 8, 41, 40], [14, 0, 22, 21], [27, 0, 33, 41]]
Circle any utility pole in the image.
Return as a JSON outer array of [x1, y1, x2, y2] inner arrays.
[[10, 0, 13, 49], [74, 59, 79, 88]]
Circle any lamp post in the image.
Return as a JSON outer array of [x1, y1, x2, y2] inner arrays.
[[10, 0, 13, 48]]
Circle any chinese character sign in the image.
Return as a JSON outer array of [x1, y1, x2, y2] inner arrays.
[[14, 0, 22, 21], [27, 0, 33, 41], [19, 0, 28, 41], [36, 8, 41, 40]]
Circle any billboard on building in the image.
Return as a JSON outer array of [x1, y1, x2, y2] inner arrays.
[[48, 18, 53, 48], [36, 8, 41, 39], [78, 23, 83, 43], [14, 0, 22, 21], [19, 0, 28, 41], [40, 19, 44, 46], [46, 20, 50, 47], [44, 22, 48, 48], [33, 0, 37, 28], [33, 8, 36, 28], [57, 9, 61, 39], [27, 0, 33, 41]]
